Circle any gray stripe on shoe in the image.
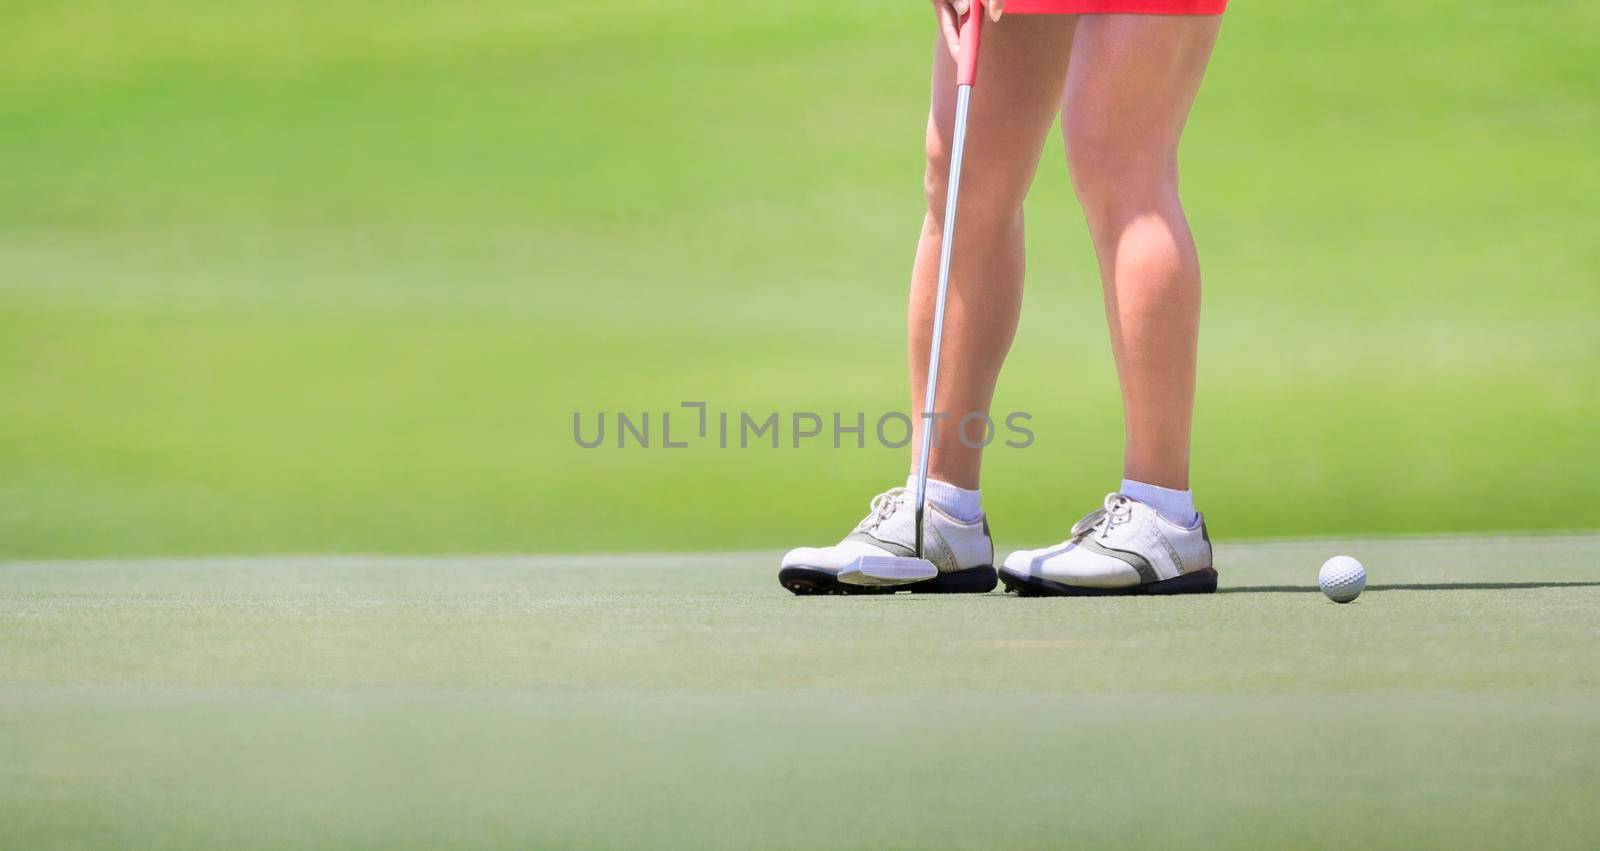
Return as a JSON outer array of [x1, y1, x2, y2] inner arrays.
[[920, 529, 960, 573], [1079, 538, 1159, 584], [844, 531, 916, 558]]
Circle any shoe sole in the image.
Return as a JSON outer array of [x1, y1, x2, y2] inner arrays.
[[999, 567, 1218, 597], [779, 565, 998, 596]]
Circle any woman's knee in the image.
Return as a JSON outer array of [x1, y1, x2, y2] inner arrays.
[[1064, 126, 1181, 223], [924, 128, 1028, 233]]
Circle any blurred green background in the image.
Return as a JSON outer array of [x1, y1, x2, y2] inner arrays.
[[2, 0, 1596, 558]]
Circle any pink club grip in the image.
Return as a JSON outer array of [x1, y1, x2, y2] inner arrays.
[[956, 1, 985, 87]]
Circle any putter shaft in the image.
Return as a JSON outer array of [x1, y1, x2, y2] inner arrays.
[[914, 82, 973, 558]]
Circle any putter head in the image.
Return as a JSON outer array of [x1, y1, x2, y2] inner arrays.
[[836, 555, 939, 588]]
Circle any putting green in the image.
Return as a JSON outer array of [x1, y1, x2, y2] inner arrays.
[[4, 535, 1597, 848]]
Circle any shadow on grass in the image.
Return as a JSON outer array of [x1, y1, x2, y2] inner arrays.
[[1220, 581, 1600, 594]]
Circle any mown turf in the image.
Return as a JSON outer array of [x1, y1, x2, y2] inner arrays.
[[2, 2, 1598, 557], [3, 535, 1597, 848]]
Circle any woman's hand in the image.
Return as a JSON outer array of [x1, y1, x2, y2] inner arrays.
[[930, 1, 1004, 62]]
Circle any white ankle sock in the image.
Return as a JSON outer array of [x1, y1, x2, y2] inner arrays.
[[1120, 479, 1197, 527], [907, 475, 983, 522]]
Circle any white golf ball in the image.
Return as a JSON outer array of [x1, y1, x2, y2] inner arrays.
[[1319, 556, 1366, 603]]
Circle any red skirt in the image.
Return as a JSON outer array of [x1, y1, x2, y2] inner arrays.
[[1005, 0, 1226, 13]]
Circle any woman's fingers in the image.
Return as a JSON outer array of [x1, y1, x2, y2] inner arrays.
[[932, 0, 999, 62], [932, 0, 962, 60]]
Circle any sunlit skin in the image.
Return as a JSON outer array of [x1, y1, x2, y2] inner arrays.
[[910, 1, 1221, 491]]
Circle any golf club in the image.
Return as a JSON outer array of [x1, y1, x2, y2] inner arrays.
[[837, 1, 985, 588]]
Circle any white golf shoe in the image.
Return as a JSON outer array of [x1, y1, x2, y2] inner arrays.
[[779, 487, 998, 595], [999, 493, 1217, 596]]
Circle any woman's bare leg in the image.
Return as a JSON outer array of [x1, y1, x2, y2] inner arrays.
[[910, 15, 1076, 490], [1061, 14, 1221, 490]]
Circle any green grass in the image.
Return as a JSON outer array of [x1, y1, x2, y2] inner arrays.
[[2, 1, 1598, 558], [3, 535, 1599, 848]]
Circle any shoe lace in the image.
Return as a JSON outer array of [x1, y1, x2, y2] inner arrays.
[[855, 487, 911, 533], [1070, 493, 1135, 542]]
